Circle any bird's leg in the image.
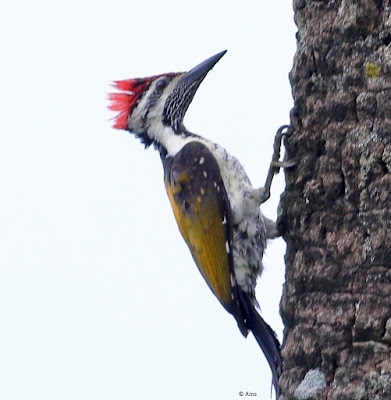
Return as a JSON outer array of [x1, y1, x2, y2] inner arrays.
[[255, 125, 294, 205], [263, 216, 280, 239]]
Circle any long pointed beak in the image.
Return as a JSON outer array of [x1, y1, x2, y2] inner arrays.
[[164, 50, 227, 132], [180, 50, 227, 87]]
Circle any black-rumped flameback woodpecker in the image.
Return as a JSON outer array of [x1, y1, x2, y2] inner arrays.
[[108, 51, 283, 397]]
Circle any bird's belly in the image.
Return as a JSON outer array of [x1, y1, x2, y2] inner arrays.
[[232, 215, 266, 297]]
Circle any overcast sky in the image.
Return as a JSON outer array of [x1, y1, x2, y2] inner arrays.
[[1, 1, 296, 399]]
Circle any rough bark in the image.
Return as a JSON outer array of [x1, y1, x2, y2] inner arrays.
[[279, 1, 391, 399]]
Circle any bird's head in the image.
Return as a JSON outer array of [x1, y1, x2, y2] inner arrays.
[[108, 51, 226, 150]]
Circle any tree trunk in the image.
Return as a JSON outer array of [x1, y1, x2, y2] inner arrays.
[[279, 1, 391, 399]]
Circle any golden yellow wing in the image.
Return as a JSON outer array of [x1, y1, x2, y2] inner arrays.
[[163, 141, 236, 313]]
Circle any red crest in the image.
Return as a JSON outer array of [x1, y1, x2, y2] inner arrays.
[[108, 77, 155, 129]]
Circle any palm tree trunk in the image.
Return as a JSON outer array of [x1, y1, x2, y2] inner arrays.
[[279, 1, 391, 398]]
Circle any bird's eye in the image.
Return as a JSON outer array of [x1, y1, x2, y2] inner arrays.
[[156, 78, 168, 91]]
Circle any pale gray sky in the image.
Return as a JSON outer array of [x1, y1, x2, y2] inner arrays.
[[1, 1, 296, 399]]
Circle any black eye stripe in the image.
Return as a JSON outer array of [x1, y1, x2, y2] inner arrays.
[[144, 78, 171, 122]]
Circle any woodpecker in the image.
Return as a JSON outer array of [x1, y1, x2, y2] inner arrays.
[[109, 51, 283, 397]]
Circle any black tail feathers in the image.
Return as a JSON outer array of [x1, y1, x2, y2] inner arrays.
[[238, 288, 282, 398]]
